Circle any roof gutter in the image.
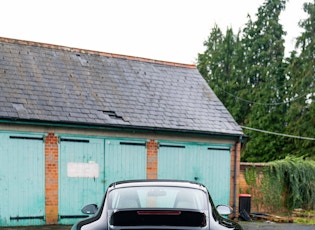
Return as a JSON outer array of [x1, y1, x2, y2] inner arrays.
[[0, 118, 244, 141]]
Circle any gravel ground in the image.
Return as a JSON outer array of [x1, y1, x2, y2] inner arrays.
[[240, 221, 315, 230], [1, 222, 315, 229]]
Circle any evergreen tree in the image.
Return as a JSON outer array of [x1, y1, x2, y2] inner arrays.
[[285, 1, 315, 158], [241, 0, 288, 162], [198, 0, 315, 162], [197, 26, 248, 124]]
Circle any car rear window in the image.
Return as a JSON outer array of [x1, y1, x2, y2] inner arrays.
[[107, 186, 208, 210]]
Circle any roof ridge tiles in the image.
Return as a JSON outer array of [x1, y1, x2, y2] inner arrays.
[[0, 36, 196, 69]]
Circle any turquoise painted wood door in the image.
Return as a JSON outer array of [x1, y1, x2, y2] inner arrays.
[[58, 137, 105, 225], [190, 145, 231, 206], [0, 132, 45, 227], [104, 139, 147, 189], [157, 142, 231, 206]]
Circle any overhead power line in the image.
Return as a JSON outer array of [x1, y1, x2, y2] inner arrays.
[[214, 85, 312, 106], [241, 126, 315, 141]]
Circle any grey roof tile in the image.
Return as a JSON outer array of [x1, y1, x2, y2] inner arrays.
[[0, 38, 243, 136]]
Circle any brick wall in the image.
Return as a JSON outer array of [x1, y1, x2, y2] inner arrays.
[[146, 140, 159, 179], [239, 162, 266, 213], [45, 133, 59, 224]]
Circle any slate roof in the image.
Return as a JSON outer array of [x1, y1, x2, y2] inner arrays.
[[0, 37, 243, 136]]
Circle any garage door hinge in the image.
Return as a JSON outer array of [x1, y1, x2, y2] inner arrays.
[[9, 135, 44, 141], [10, 215, 44, 220], [59, 215, 89, 219]]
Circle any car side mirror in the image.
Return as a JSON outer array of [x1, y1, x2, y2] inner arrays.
[[81, 204, 98, 215], [216, 205, 232, 215]]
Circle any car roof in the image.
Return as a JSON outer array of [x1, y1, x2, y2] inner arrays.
[[108, 179, 208, 192]]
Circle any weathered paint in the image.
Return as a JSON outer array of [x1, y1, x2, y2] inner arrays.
[[58, 137, 147, 225], [104, 139, 147, 189], [157, 141, 231, 206], [0, 130, 236, 227], [0, 132, 45, 226], [58, 137, 105, 225]]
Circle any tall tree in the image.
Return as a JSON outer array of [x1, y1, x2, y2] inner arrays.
[[198, 0, 315, 162], [284, 1, 315, 158], [197, 26, 248, 124], [241, 0, 288, 162]]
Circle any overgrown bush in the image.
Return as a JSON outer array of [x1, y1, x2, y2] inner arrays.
[[244, 166, 264, 211], [244, 156, 315, 213], [260, 168, 285, 213]]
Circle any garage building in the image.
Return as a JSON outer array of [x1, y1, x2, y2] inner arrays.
[[0, 37, 243, 226]]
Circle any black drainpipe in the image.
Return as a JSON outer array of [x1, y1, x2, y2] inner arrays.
[[233, 135, 242, 218]]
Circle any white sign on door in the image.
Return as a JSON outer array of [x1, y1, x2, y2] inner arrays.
[[67, 162, 99, 178]]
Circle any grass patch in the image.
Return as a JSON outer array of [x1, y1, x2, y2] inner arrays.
[[294, 217, 315, 225]]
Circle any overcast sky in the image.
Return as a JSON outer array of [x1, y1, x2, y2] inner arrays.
[[0, 0, 310, 64]]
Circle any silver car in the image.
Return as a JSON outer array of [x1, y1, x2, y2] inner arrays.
[[71, 180, 243, 230]]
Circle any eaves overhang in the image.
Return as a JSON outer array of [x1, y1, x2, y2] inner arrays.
[[0, 118, 245, 142]]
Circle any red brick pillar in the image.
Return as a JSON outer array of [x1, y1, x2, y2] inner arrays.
[[45, 133, 59, 224], [230, 142, 241, 218], [146, 140, 159, 179]]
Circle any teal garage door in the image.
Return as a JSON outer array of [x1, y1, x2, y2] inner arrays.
[[0, 132, 45, 227], [58, 137, 105, 225], [58, 137, 147, 225], [157, 142, 231, 206], [104, 139, 147, 189]]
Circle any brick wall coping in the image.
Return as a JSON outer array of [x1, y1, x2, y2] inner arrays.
[[240, 162, 267, 166], [240, 162, 267, 171]]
